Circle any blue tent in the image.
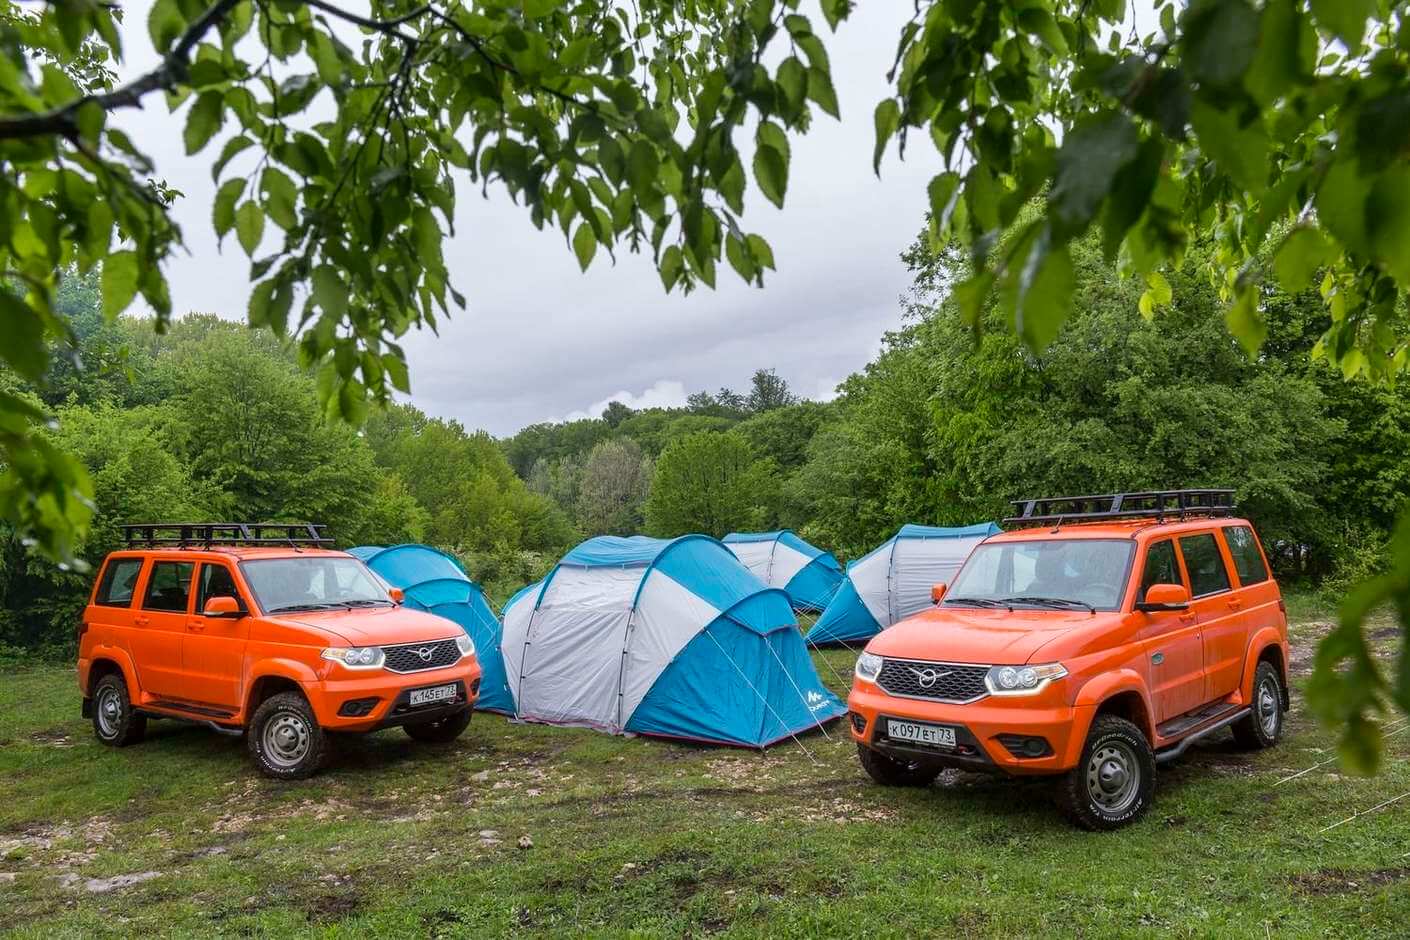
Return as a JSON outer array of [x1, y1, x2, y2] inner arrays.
[[349, 544, 513, 714], [806, 522, 1002, 646], [500, 534, 846, 748], [722, 530, 844, 612]]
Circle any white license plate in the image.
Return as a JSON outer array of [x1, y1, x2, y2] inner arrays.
[[409, 684, 457, 707], [887, 719, 957, 748]]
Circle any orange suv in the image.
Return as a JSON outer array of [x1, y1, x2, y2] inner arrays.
[[848, 490, 1289, 829], [78, 524, 482, 779]]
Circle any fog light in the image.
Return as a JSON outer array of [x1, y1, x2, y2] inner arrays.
[[848, 711, 867, 734], [997, 734, 1052, 758]]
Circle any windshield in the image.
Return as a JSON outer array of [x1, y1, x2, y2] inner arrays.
[[944, 539, 1135, 611], [241, 557, 391, 613]]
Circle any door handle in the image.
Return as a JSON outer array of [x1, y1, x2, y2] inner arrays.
[[1179, 613, 1196, 624], [1227, 600, 1243, 611], [186, 619, 205, 632], [134, 616, 150, 627]]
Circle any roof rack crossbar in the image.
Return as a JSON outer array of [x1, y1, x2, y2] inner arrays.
[[120, 523, 333, 548], [1002, 489, 1236, 527]]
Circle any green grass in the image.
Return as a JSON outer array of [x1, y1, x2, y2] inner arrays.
[[1, 594, 1406, 937]]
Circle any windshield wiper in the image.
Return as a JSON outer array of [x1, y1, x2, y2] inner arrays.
[[944, 596, 1013, 610], [1000, 595, 1097, 613], [266, 603, 340, 613], [339, 599, 393, 608]]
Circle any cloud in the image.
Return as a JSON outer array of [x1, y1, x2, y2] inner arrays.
[[559, 379, 692, 422]]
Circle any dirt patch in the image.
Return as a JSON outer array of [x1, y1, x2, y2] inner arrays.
[[1288, 621, 1334, 677], [1291, 866, 1410, 897], [27, 729, 76, 748], [305, 889, 364, 924]]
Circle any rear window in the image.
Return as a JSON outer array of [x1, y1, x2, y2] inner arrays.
[[95, 559, 143, 607], [143, 561, 195, 613], [1178, 534, 1231, 597], [1223, 526, 1270, 586]]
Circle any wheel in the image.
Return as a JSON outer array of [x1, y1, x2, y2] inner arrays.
[[404, 708, 472, 743], [247, 691, 328, 780], [91, 673, 146, 747], [1057, 714, 1155, 830], [1232, 661, 1285, 749], [856, 743, 943, 787]]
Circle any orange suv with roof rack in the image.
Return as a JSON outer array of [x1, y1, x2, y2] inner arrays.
[[847, 490, 1289, 829], [77, 523, 482, 779]]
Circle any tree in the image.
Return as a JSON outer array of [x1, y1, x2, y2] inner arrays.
[[601, 400, 633, 428], [576, 438, 652, 535], [746, 368, 797, 413], [644, 431, 776, 538]]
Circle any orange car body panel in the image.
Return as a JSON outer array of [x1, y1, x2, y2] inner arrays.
[[78, 547, 481, 732], [847, 518, 1287, 774]]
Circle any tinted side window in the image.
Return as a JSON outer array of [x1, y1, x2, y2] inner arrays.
[[95, 559, 144, 607], [196, 563, 241, 611], [1140, 540, 1182, 596], [1223, 526, 1269, 586], [1178, 534, 1231, 597], [143, 561, 195, 613]]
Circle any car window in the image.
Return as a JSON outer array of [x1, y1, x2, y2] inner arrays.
[[143, 561, 195, 613], [1178, 534, 1231, 598], [1139, 540, 1183, 596], [240, 557, 390, 613], [946, 539, 1135, 611], [1222, 526, 1269, 586], [95, 559, 144, 607], [196, 563, 242, 611]]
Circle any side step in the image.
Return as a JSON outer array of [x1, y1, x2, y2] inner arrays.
[[1155, 705, 1250, 764], [144, 700, 238, 719]]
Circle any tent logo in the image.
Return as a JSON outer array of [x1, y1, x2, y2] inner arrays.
[[908, 667, 951, 689], [806, 690, 829, 711]]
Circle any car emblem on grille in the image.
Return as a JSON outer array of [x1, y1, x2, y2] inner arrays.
[[416, 646, 434, 662], [908, 667, 952, 689]]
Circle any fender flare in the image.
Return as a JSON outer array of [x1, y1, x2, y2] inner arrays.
[[1242, 627, 1291, 706], [244, 658, 322, 720], [1066, 669, 1155, 764], [83, 645, 140, 698]]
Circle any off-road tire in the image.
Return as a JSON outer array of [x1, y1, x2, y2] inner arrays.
[[856, 742, 943, 787], [1232, 661, 1285, 750], [248, 691, 328, 780], [1057, 714, 1156, 831], [91, 673, 146, 747], [404, 707, 472, 743]]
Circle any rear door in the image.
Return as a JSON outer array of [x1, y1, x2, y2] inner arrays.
[[131, 559, 196, 700], [1219, 523, 1281, 677], [1176, 532, 1243, 702], [1136, 538, 1205, 723], [180, 561, 251, 710]]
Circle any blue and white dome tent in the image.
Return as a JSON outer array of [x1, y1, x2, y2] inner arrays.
[[722, 530, 844, 613], [499, 535, 846, 748], [805, 523, 1003, 646], [348, 544, 514, 714]]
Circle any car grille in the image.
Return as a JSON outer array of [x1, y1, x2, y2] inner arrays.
[[382, 639, 461, 673], [875, 658, 989, 703]]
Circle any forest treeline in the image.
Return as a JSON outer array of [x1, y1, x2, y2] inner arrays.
[[3, 231, 1407, 658]]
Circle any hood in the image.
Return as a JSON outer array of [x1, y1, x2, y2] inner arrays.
[[864, 605, 1123, 665], [270, 605, 462, 647]]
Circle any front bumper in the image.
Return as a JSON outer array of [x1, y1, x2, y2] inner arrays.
[[849, 681, 1081, 775], [309, 659, 482, 732]]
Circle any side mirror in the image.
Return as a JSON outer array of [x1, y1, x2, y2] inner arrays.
[[202, 595, 243, 618], [931, 583, 948, 604], [1137, 583, 1190, 612], [388, 587, 405, 605]]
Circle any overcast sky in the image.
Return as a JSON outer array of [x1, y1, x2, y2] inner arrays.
[[115, 4, 942, 436]]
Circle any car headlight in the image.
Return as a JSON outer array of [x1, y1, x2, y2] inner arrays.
[[854, 651, 883, 682], [985, 662, 1067, 695], [455, 633, 475, 657], [320, 646, 385, 670]]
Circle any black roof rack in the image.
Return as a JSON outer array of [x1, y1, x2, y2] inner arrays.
[[1004, 489, 1236, 527], [120, 523, 333, 548]]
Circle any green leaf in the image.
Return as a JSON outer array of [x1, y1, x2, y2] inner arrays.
[[872, 99, 900, 175], [0, 293, 47, 381], [659, 244, 684, 290], [1016, 7, 1068, 54], [806, 66, 839, 118], [311, 264, 348, 319], [820, 0, 849, 30], [1316, 159, 1372, 257], [1310, 0, 1374, 49], [1225, 288, 1266, 357], [260, 167, 298, 230], [753, 144, 787, 209], [212, 177, 244, 241], [382, 353, 410, 394], [523, 0, 562, 19], [100, 251, 139, 317], [746, 234, 775, 270], [147, 0, 184, 53], [776, 57, 806, 115], [212, 136, 254, 182], [1367, 166, 1410, 283], [1146, 270, 1173, 306], [927, 171, 961, 234], [1272, 227, 1337, 293], [1245, 0, 1314, 106], [1050, 112, 1138, 235], [1189, 101, 1268, 192], [1183, 0, 1259, 88], [235, 201, 264, 257], [183, 91, 224, 156], [572, 223, 597, 271], [1012, 234, 1074, 352]]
